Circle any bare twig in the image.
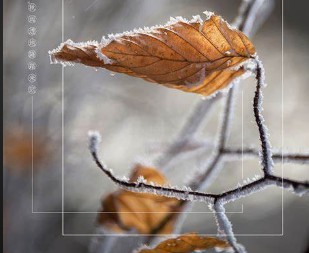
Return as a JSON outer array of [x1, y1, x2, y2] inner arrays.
[[218, 87, 236, 151], [89, 133, 308, 253], [223, 147, 309, 164], [89, 133, 309, 203], [155, 93, 222, 171], [157, 144, 309, 166], [252, 58, 274, 175], [89, 133, 216, 203], [213, 202, 246, 253]]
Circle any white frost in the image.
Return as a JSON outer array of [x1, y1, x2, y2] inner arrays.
[[191, 15, 203, 26], [203, 11, 215, 20], [136, 175, 147, 184], [292, 184, 309, 197], [95, 45, 114, 64], [97, 13, 212, 53], [49, 39, 104, 66], [120, 176, 129, 182], [88, 130, 101, 153]]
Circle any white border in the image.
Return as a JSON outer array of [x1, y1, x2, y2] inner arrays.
[[281, 0, 284, 236]]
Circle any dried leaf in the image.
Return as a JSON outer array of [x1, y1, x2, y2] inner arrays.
[[50, 12, 255, 96], [136, 233, 230, 253], [97, 164, 180, 234], [3, 128, 50, 174]]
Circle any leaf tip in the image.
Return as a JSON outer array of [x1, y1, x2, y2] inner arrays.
[[49, 39, 101, 67], [48, 39, 73, 66]]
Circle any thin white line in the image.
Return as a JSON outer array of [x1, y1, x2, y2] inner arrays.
[[32, 210, 244, 214], [241, 90, 244, 179], [281, 0, 284, 236], [62, 233, 284, 237], [239, 90, 244, 213], [61, 65, 64, 234], [61, 0, 64, 41], [61, 0, 64, 235]]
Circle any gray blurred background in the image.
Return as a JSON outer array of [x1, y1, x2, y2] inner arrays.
[[3, 0, 309, 253]]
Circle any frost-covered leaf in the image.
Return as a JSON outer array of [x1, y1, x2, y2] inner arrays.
[[49, 12, 255, 96], [135, 233, 230, 253], [97, 164, 180, 234]]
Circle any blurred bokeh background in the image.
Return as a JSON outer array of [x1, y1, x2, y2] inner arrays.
[[3, 0, 309, 253]]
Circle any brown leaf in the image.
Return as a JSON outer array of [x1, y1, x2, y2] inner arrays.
[[3, 128, 50, 174], [50, 12, 255, 96], [136, 233, 230, 253], [97, 164, 180, 234]]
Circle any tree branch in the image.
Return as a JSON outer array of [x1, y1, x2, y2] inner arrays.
[[252, 58, 274, 175], [89, 131, 309, 253], [89, 132, 309, 204], [223, 147, 309, 164], [218, 86, 236, 151], [89, 131, 216, 204], [213, 202, 246, 253]]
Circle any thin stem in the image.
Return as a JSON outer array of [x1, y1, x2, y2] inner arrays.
[[267, 174, 309, 195], [148, 200, 186, 235], [189, 153, 222, 190], [240, 0, 269, 36], [89, 131, 309, 253], [90, 137, 216, 203], [223, 147, 309, 164], [89, 133, 309, 207], [217, 177, 271, 204], [156, 144, 309, 167], [253, 59, 274, 175], [213, 202, 246, 253], [155, 94, 222, 171], [218, 86, 236, 151], [217, 175, 309, 204]]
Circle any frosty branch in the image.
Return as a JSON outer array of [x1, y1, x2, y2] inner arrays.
[[252, 58, 273, 175], [81, 0, 309, 253], [157, 143, 309, 169], [89, 132, 309, 204], [223, 148, 309, 164]]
